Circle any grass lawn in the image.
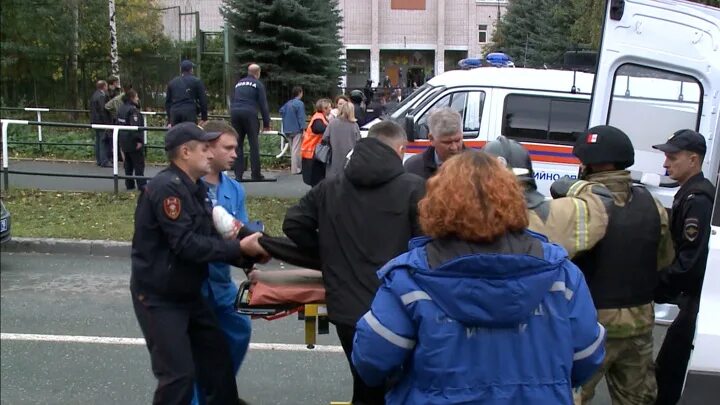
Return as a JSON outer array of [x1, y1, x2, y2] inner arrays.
[[2, 189, 297, 241]]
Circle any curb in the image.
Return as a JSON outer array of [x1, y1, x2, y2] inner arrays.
[[1, 237, 130, 257]]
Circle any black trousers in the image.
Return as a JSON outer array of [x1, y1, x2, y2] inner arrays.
[[170, 107, 198, 126], [655, 295, 700, 405], [230, 110, 262, 179], [131, 291, 240, 405], [335, 322, 386, 405], [301, 158, 326, 187], [94, 129, 110, 166], [123, 148, 146, 191]]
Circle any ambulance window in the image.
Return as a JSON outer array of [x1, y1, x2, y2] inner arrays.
[[503, 94, 586, 144], [608, 64, 702, 153], [414, 90, 485, 139], [549, 99, 590, 143]]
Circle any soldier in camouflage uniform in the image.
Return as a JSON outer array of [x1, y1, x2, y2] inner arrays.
[[483, 136, 614, 259], [567, 126, 674, 405]]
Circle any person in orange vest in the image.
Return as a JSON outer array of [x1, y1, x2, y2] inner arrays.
[[301, 98, 331, 186]]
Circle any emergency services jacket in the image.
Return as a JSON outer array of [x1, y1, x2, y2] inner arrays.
[[300, 112, 328, 160], [352, 232, 605, 405]]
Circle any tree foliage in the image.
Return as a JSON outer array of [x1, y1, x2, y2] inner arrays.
[[0, 0, 176, 107], [221, 0, 344, 103]]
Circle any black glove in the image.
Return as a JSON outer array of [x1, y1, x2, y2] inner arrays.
[[550, 176, 577, 199]]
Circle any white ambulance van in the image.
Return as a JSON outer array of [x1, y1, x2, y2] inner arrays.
[[366, 63, 703, 204]]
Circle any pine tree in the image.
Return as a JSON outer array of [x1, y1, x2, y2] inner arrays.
[[221, 0, 344, 104]]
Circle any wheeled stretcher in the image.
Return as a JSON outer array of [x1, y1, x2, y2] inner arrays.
[[235, 269, 330, 348], [232, 234, 330, 347]]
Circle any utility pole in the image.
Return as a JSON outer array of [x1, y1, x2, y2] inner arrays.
[[108, 0, 120, 80]]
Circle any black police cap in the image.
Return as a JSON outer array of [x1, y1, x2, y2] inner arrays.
[[652, 129, 706, 155], [164, 122, 221, 151], [573, 125, 634, 169]]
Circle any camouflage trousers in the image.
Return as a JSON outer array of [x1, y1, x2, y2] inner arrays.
[[574, 332, 657, 405]]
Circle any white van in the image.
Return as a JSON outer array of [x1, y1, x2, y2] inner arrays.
[[366, 65, 705, 205]]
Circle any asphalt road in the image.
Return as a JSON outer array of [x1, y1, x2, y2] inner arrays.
[[0, 251, 668, 404], [0, 160, 309, 199], [0, 252, 348, 405]]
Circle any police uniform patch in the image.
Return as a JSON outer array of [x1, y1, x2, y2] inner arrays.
[[163, 197, 181, 220], [684, 218, 699, 242]]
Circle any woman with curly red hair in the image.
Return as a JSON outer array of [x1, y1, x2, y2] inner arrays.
[[352, 150, 606, 404]]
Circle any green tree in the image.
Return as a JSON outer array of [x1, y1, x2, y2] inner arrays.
[[488, 0, 581, 67], [221, 0, 344, 106], [0, 0, 176, 108]]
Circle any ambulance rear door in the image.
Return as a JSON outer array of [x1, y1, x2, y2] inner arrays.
[[588, 0, 720, 207], [589, 0, 720, 400]]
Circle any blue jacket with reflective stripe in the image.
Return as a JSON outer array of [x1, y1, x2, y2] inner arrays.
[[352, 232, 605, 405], [202, 172, 249, 307]]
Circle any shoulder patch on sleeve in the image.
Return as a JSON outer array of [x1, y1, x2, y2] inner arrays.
[[683, 218, 699, 242], [163, 197, 181, 220]]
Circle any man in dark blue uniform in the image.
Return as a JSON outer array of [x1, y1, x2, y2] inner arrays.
[[165, 60, 208, 126], [230, 63, 270, 181], [653, 129, 715, 405], [130, 122, 263, 405], [117, 89, 146, 191]]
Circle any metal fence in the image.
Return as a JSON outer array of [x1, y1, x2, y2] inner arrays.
[[0, 107, 290, 194]]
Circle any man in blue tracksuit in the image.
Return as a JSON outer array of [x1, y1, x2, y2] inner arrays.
[[230, 63, 271, 181], [192, 120, 253, 405], [352, 233, 606, 404], [279, 86, 306, 175]]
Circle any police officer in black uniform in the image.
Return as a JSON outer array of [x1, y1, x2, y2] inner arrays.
[[653, 129, 715, 405], [165, 60, 208, 126], [117, 89, 146, 191], [230, 63, 270, 181], [130, 122, 262, 405]]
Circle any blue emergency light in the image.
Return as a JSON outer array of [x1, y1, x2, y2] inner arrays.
[[485, 52, 514, 67]]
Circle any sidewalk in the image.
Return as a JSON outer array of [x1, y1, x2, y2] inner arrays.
[[0, 159, 309, 198]]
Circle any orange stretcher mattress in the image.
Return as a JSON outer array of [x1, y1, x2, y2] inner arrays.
[[235, 269, 325, 318]]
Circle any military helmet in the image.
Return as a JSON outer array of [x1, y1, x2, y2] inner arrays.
[[482, 136, 535, 183], [349, 89, 365, 104], [573, 125, 634, 169]]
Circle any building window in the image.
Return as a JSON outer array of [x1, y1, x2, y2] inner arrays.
[[391, 0, 426, 10], [478, 25, 488, 43]]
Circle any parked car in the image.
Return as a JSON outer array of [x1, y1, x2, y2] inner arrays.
[[1, 200, 11, 244]]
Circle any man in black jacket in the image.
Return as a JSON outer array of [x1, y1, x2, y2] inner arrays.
[[90, 80, 111, 167], [283, 121, 426, 405], [117, 89, 145, 191], [230, 63, 271, 181], [131, 122, 263, 405], [403, 107, 465, 179], [165, 60, 208, 126], [653, 129, 715, 404]]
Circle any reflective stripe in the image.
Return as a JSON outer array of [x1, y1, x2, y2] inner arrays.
[[572, 198, 589, 253], [400, 291, 432, 305], [550, 281, 574, 300], [362, 312, 415, 350], [574, 323, 606, 361]]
